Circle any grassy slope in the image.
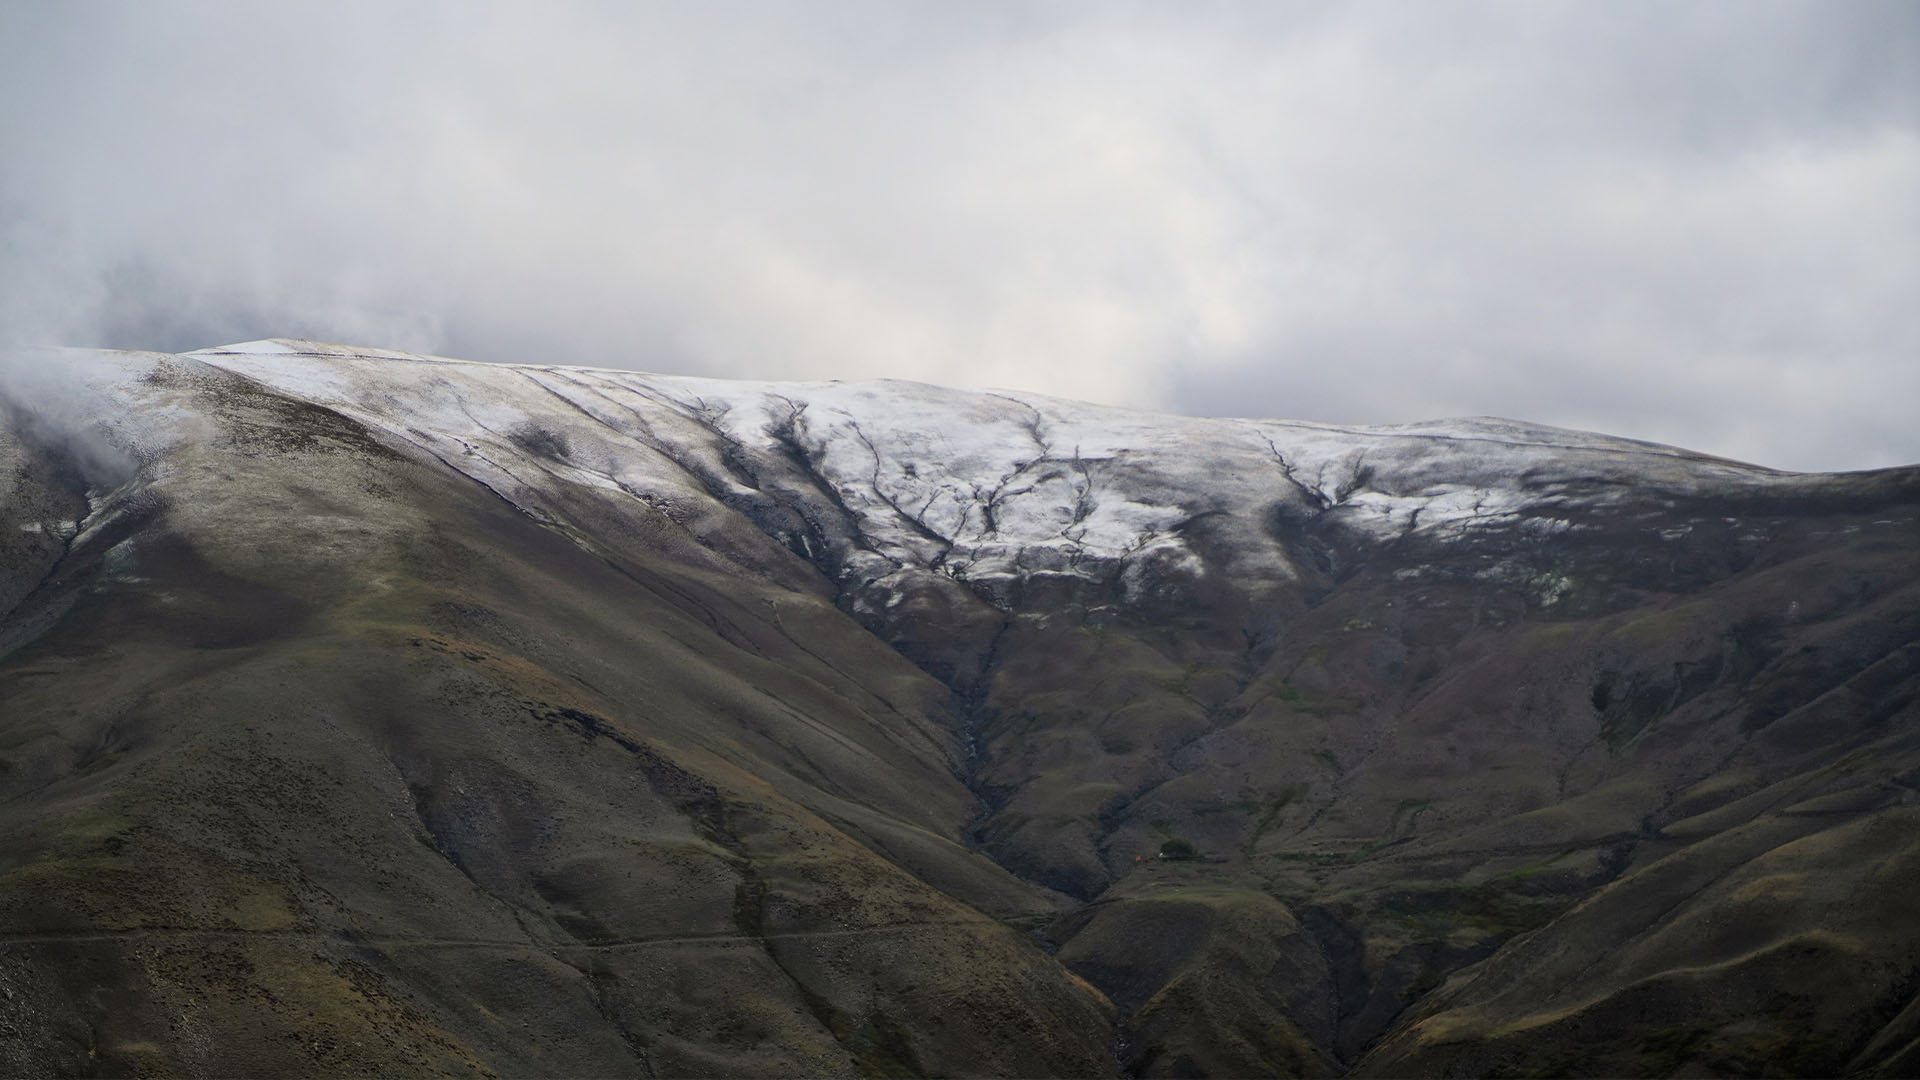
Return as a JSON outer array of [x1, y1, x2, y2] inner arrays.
[[0, 363, 1112, 1077], [932, 462, 1920, 1075], [2, 357, 1916, 1077]]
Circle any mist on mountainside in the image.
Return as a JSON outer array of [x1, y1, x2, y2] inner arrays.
[[0, 347, 141, 492]]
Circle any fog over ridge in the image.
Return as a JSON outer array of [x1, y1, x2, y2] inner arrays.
[[1, 0, 1914, 472]]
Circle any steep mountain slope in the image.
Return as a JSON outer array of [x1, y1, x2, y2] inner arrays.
[[2, 340, 1916, 1077]]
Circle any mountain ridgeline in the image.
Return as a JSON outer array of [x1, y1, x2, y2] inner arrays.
[[2, 341, 1917, 1077]]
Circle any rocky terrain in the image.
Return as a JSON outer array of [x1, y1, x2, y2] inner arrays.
[[1, 340, 1916, 1077]]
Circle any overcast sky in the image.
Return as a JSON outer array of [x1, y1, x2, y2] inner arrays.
[[2, 1, 1914, 471]]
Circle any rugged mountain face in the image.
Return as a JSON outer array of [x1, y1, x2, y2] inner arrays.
[[2, 340, 1917, 1078]]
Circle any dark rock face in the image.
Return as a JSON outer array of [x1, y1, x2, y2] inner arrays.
[[1, 341, 1916, 1077]]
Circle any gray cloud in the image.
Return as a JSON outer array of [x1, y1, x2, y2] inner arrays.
[[2, 0, 1914, 471]]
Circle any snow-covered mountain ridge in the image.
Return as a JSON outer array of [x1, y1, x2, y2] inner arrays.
[[55, 339, 1854, 627]]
